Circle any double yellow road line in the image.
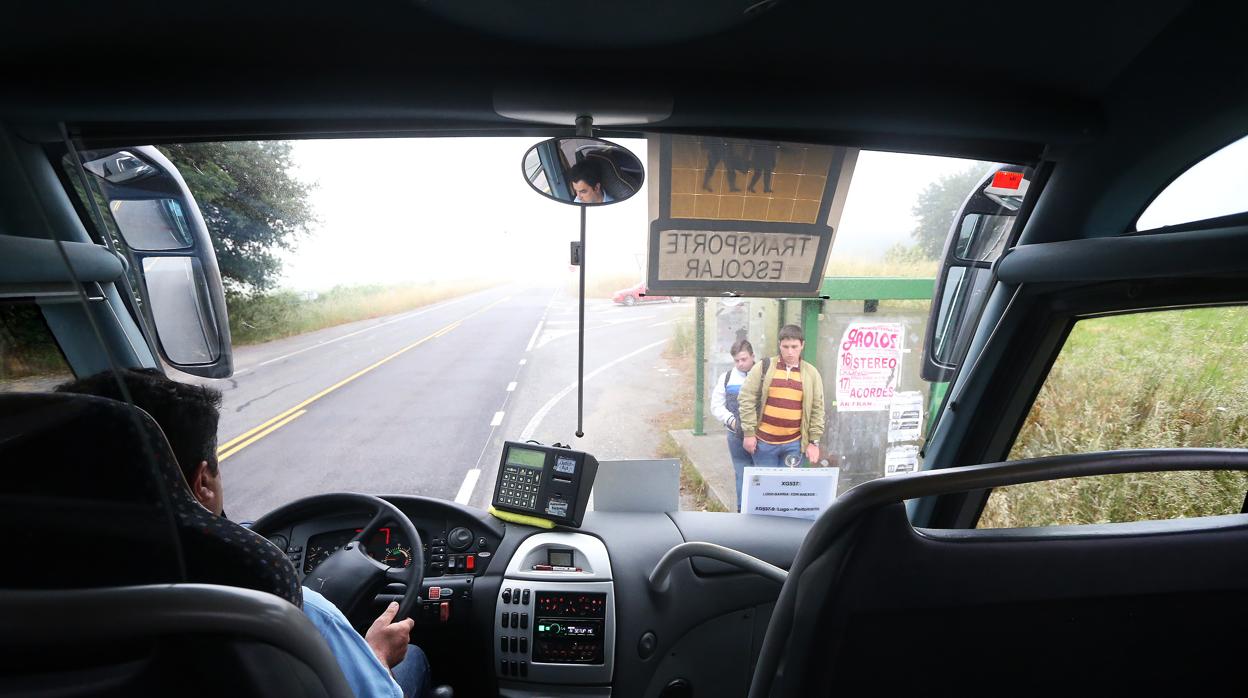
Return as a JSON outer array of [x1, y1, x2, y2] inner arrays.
[[217, 296, 507, 462]]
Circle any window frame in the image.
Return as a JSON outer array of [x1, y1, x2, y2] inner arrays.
[[916, 275, 1248, 529]]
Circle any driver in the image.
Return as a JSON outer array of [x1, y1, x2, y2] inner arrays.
[[567, 161, 613, 204], [57, 368, 432, 698]]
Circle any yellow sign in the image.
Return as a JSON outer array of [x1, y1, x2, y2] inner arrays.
[[668, 137, 837, 224]]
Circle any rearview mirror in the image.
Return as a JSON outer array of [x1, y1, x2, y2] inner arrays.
[[522, 137, 644, 206]]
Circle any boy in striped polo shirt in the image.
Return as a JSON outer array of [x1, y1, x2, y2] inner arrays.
[[738, 324, 827, 467]]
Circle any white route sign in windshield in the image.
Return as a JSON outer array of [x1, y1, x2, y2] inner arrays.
[[655, 230, 820, 284], [741, 466, 840, 521]]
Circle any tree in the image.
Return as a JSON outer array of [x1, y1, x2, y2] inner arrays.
[[908, 165, 992, 259], [158, 142, 316, 295]]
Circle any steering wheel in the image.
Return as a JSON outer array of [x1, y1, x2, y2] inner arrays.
[[252, 493, 425, 622]]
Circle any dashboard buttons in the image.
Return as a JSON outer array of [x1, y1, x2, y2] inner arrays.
[[501, 636, 508, 652], [520, 613, 529, 629], [502, 613, 510, 628], [520, 661, 528, 677], [502, 588, 512, 604], [510, 612, 519, 628], [521, 589, 530, 604], [520, 637, 528, 654], [510, 636, 518, 653]]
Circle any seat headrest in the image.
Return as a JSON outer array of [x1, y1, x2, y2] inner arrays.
[[584, 149, 641, 201], [0, 392, 301, 606]]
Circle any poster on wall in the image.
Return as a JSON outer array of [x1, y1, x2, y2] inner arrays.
[[884, 445, 920, 477], [887, 390, 924, 442], [835, 322, 904, 411]]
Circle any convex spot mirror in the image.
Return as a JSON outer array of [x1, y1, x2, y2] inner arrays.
[[522, 137, 644, 206]]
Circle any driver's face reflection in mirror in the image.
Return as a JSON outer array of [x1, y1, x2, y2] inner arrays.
[[567, 161, 613, 204]]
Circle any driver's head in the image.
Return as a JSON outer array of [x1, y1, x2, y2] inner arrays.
[[57, 368, 226, 516], [567, 161, 604, 203]]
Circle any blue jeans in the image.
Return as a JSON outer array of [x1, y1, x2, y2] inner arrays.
[[392, 644, 431, 698], [752, 439, 802, 467], [727, 432, 753, 512]]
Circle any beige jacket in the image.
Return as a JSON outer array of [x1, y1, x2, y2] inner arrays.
[[737, 357, 826, 450]]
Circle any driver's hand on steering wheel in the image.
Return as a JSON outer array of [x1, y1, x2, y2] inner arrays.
[[365, 601, 414, 669]]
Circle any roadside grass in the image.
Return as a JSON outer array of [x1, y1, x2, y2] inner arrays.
[[981, 306, 1248, 527], [228, 280, 496, 345], [823, 257, 940, 279], [0, 305, 72, 381], [649, 316, 729, 512]]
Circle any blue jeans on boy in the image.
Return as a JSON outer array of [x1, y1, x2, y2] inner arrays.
[[752, 439, 802, 467], [727, 432, 753, 511]]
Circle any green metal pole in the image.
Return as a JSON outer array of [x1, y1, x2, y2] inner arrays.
[[694, 297, 706, 436], [801, 299, 822, 365]]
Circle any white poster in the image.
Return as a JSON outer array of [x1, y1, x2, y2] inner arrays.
[[741, 466, 840, 521], [835, 322, 904, 412], [884, 445, 920, 477], [887, 391, 924, 443]]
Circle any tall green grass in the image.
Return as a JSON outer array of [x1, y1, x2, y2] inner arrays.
[[228, 280, 496, 345], [980, 307, 1248, 527]]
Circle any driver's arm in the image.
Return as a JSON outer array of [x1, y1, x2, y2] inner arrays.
[[302, 588, 411, 697]]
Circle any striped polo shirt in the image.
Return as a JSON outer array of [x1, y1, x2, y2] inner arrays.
[[757, 363, 803, 444]]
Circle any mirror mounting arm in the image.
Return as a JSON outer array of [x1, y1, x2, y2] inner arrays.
[[574, 115, 594, 138], [576, 204, 586, 438]]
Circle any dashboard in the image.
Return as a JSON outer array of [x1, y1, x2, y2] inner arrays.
[[259, 492, 811, 698]]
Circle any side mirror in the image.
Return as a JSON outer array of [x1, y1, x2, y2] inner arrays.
[[921, 166, 1032, 382], [78, 146, 233, 378], [522, 137, 644, 206]]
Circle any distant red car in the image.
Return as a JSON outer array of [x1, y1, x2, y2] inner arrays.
[[612, 282, 678, 306]]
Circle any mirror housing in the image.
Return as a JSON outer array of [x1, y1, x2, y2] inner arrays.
[[79, 145, 233, 378], [921, 165, 1032, 383], [522, 137, 644, 206]]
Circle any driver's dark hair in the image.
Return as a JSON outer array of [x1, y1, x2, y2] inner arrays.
[[566, 160, 602, 187], [57, 368, 223, 484]]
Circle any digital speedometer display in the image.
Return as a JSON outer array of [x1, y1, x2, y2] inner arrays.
[[303, 527, 412, 575]]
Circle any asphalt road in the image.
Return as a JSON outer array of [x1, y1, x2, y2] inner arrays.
[[207, 284, 688, 521]]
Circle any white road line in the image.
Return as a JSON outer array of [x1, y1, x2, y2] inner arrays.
[[490, 411, 505, 426], [454, 469, 481, 505], [525, 320, 544, 352], [519, 338, 667, 441], [507, 381, 517, 392], [648, 319, 677, 328]]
